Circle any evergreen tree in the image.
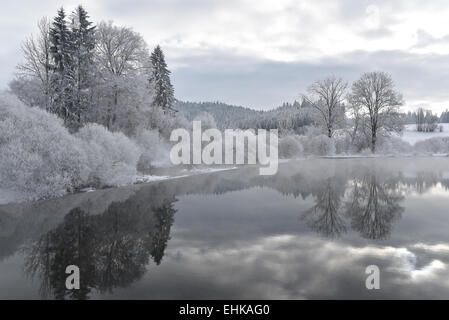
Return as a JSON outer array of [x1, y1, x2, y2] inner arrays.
[[150, 202, 176, 265], [49, 7, 76, 127], [149, 45, 175, 114], [70, 5, 96, 126], [440, 110, 449, 123]]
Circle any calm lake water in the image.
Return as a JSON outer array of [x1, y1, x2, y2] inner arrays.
[[1, 158, 449, 299]]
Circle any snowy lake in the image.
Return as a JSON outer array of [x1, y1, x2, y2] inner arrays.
[[1, 157, 449, 299]]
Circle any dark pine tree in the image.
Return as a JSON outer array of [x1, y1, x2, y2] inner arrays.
[[150, 202, 176, 265], [149, 45, 176, 115], [70, 5, 96, 127], [49, 7, 76, 127], [440, 110, 449, 123]]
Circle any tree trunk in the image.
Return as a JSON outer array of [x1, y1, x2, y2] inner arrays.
[[371, 133, 376, 153]]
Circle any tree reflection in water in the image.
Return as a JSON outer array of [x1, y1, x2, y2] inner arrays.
[[302, 177, 347, 238], [303, 171, 404, 240], [24, 194, 176, 300], [345, 174, 403, 240]]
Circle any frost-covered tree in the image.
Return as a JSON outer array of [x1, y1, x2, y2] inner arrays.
[[403, 111, 417, 125], [93, 21, 150, 131], [70, 5, 96, 125], [440, 110, 449, 123], [95, 21, 148, 77], [49, 7, 77, 128], [9, 77, 48, 108], [416, 108, 425, 132], [349, 72, 404, 152], [303, 76, 347, 138], [416, 108, 439, 132], [14, 18, 52, 109], [346, 100, 367, 150], [149, 45, 175, 114]]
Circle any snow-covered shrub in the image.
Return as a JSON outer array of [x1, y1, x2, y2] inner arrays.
[[146, 104, 178, 139], [134, 129, 171, 172], [279, 135, 304, 159], [75, 124, 141, 187], [221, 129, 258, 164], [173, 113, 192, 131], [360, 148, 373, 156], [0, 93, 89, 200], [304, 125, 322, 137], [414, 137, 449, 154], [300, 134, 336, 156], [314, 135, 336, 156], [9, 77, 47, 108], [194, 112, 217, 130], [334, 131, 356, 155], [376, 136, 413, 155]]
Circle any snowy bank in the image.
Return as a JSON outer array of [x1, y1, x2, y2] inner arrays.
[[398, 124, 449, 146], [0, 93, 170, 204]]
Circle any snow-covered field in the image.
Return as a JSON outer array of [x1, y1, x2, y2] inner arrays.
[[398, 124, 449, 146]]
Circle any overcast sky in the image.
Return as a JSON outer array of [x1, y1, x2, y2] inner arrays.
[[2, 0, 449, 111]]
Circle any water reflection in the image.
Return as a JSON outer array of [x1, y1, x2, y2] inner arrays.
[[302, 177, 347, 238], [345, 174, 403, 240], [24, 193, 176, 299], [1, 158, 449, 299], [301, 171, 404, 240]]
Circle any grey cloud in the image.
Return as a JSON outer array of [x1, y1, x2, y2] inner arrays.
[[359, 27, 393, 39], [2, 0, 449, 111], [172, 49, 449, 111], [414, 29, 449, 49]]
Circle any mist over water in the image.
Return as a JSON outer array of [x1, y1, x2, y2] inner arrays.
[[1, 158, 449, 299]]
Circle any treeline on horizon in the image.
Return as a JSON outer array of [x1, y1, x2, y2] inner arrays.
[[176, 99, 449, 130]]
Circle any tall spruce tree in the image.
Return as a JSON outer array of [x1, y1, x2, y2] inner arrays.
[[49, 7, 76, 127], [70, 5, 96, 126], [441, 110, 449, 123], [149, 45, 175, 114]]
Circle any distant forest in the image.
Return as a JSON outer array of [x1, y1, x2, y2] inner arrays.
[[176, 100, 449, 132]]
